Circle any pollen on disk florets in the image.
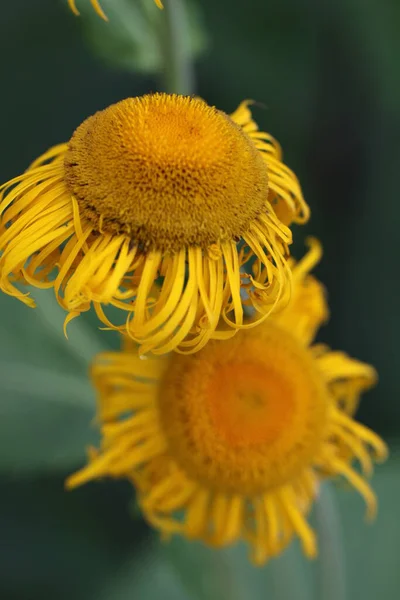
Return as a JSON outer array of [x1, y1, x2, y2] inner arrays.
[[65, 94, 270, 252]]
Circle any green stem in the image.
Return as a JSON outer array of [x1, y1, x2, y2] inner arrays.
[[161, 0, 195, 95], [315, 483, 347, 600]]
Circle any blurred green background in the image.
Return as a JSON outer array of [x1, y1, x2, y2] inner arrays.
[[0, 0, 399, 598]]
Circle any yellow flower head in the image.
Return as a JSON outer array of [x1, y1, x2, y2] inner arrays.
[[66, 240, 387, 564], [0, 94, 307, 354], [67, 0, 164, 21]]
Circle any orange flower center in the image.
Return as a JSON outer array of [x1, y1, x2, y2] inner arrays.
[[64, 93, 269, 252], [159, 324, 329, 495], [207, 363, 295, 448]]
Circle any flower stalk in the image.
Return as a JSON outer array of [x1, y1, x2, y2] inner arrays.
[[315, 483, 347, 600], [161, 0, 195, 95]]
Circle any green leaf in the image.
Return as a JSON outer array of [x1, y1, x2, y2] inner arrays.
[[98, 538, 189, 600], [98, 534, 314, 600], [0, 290, 85, 376], [164, 538, 314, 600], [0, 359, 97, 474], [0, 289, 103, 474], [33, 288, 107, 366], [79, 0, 207, 75], [0, 472, 144, 600]]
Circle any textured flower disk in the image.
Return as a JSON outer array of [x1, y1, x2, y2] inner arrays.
[[66, 240, 387, 564], [67, 0, 164, 21], [0, 94, 308, 354]]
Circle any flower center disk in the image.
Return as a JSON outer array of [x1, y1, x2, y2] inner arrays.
[[159, 324, 329, 495], [64, 93, 269, 252]]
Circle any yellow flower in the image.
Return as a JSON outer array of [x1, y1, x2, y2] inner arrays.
[[66, 239, 387, 564], [0, 93, 307, 354], [67, 0, 164, 21]]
